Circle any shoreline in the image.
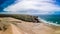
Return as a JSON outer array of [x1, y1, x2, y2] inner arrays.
[[38, 17, 60, 26], [0, 17, 60, 34]]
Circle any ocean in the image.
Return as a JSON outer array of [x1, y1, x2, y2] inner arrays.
[[38, 15, 60, 26]]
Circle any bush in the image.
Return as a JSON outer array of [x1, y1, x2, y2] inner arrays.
[[0, 14, 40, 22]]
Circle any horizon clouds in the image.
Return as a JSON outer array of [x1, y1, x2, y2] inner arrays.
[[0, 0, 60, 14]]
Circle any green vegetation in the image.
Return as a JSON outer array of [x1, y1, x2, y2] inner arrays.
[[0, 14, 40, 22]]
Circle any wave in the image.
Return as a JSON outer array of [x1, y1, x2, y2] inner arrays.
[[38, 17, 60, 26]]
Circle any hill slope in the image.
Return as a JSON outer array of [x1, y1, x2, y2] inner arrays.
[[0, 17, 60, 34]]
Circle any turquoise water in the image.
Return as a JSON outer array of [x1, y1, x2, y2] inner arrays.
[[38, 15, 60, 25]]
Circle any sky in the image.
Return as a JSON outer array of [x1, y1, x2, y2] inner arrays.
[[0, 0, 60, 15]]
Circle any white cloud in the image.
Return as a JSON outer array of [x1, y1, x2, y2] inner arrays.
[[4, 0, 60, 14]]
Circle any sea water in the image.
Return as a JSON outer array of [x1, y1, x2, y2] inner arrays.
[[38, 15, 60, 26]]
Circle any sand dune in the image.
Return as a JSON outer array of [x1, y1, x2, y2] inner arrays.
[[0, 17, 60, 34]]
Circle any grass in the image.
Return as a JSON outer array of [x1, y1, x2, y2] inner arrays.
[[0, 14, 40, 22]]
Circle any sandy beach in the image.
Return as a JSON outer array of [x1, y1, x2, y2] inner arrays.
[[0, 17, 60, 34]]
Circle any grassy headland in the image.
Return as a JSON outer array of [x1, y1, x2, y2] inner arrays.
[[0, 14, 40, 22]]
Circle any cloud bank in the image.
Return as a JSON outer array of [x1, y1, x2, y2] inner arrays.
[[3, 0, 60, 14]]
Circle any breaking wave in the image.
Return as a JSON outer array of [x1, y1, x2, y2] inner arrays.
[[38, 17, 60, 26]]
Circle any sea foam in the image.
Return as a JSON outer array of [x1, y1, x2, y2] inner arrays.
[[38, 17, 60, 26]]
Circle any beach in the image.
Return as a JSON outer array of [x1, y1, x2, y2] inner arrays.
[[0, 17, 60, 34]]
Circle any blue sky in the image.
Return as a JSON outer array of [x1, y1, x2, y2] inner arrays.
[[0, 0, 60, 15]]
